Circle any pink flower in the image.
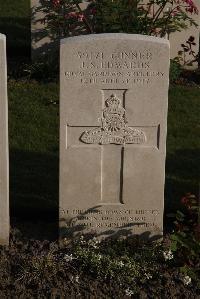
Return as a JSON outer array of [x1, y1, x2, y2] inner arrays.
[[52, 0, 60, 7], [78, 13, 85, 21], [181, 196, 189, 205], [65, 12, 77, 19], [185, 0, 194, 5], [171, 10, 178, 16], [65, 12, 85, 22], [89, 8, 97, 15], [183, 0, 198, 14]]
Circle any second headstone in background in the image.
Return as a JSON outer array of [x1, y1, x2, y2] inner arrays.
[[60, 34, 170, 240], [0, 34, 9, 245]]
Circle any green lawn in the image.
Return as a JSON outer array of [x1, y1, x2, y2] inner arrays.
[[8, 81, 200, 238], [166, 86, 200, 212], [9, 81, 59, 239]]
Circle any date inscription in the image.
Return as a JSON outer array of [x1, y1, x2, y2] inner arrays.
[[64, 50, 165, 86]]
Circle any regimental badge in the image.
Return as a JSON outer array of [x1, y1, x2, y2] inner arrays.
[[80, 94, 146, 145]]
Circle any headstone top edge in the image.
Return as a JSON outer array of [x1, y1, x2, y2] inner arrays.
[[61, 33, 170, 46], [0, 33, 6, 40]]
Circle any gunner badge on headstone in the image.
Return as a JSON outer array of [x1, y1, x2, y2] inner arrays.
[[81, 94, 146, 145]]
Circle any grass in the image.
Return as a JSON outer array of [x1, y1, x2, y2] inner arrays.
[[8, 80, 200, 239], [165, 85, 200, 213], [9, 80, 59, 239]]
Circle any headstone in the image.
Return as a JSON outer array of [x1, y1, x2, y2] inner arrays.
[[60, 34, 169, 240], [0, 34, 9, 245]]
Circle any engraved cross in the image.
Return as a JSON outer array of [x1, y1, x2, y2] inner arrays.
[[66, 89, 157, 205]]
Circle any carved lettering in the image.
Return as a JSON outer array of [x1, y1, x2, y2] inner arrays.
[[80, 61, 150, 70], [111, 51, 152, 60], [77, 52, 104, 59], [63, 49, 165, 86]]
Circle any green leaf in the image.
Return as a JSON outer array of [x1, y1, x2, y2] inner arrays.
[[170, 242, 177, 251]]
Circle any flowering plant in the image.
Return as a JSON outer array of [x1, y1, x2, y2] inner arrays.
[[40, 0, 198, 39], [88, 0, 198, 36], [169, 193, 200, 282], [178, 35, 199, 66], [39, 0, 93, 39]]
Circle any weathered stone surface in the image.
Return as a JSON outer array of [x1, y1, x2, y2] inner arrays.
[[0, 34, 9, 245], [60, 34, 169, 240]]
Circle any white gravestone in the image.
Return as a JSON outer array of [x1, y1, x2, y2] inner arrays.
[[60, 34, 169, 240], [0, 34, 9, 245]]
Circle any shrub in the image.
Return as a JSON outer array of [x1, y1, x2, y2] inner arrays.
[[41, 0, 198, 39], [178, 35, 199, 67], [170, 58, 182, 83], [0, 226, 200, 297], [168, 193, 200, 285]]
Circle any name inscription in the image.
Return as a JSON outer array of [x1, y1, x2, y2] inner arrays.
[[64, 50, 165, 86]]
